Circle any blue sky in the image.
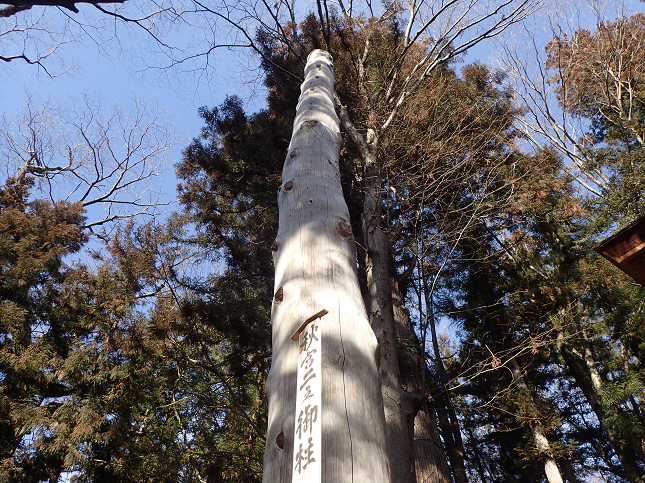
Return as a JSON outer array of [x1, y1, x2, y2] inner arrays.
[[1, 0, 642, 394], [2, 37, 224, 174], [1, 0, 641, 212], [1, 14, 269, 210]]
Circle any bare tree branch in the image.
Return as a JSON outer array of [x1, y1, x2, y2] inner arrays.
[[1, 95, 178, 228], [0, 0, 125, 18]]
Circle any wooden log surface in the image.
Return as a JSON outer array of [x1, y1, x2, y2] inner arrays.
[[263, 49, 391, 483]]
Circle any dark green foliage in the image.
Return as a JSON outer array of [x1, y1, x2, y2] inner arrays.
[[0, 176, 268, 482], [178, 95, 285, 280], [4, 10, 645, 483], [1, 177, 89, 481], [0, 179, 190, 481], [442, 133, 645, 481]]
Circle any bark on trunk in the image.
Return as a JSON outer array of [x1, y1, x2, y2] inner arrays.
[[414, 407, 452, 483], [392, 274, 451, 483], [335, 69, 452, 483], [363, 204, 416, 483], [424, 296, 467, 483], [263, 49, 391, 483], [559, 457, 581, 483], [426, 373, 468, 483]]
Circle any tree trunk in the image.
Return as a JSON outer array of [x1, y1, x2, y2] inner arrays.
[[362, 160, 417, 483], [509, 358, 565, 483], [335, 64, 452, 483], [558, 457, 581, 483], [263, 49, 391, 483], [391, 272, 450, 483], [413, 406, 452, 483], [426, 372, 468, 483], [424, 310, 468, 483]]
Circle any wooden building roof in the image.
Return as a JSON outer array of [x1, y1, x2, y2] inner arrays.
[[596, 216, 645, 286]]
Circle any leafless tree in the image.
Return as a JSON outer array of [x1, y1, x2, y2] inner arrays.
[[498, 0, 641, 197], [0, 0, 187, 77], [0, 95, 177, 230], [1, 1, 545, 481]]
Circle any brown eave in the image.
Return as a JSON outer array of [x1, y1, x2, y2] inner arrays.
[[595, 216, 645, 286]]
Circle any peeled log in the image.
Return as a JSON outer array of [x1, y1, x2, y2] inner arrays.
[[262, 49, 391, 483]]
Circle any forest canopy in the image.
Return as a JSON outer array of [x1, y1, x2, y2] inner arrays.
[[1, 2, 644, 483]]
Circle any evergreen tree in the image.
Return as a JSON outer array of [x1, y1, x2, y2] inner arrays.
[[178, 17, 530, 482]]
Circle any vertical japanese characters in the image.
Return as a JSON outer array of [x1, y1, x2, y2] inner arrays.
[[263, 49, 390, 483], [293, 321, 322, 480]]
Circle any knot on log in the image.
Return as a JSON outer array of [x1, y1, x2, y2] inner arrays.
[[274, 287, 284, 303], [301, 120, 319, 130], [337, 219, 353, 238]]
